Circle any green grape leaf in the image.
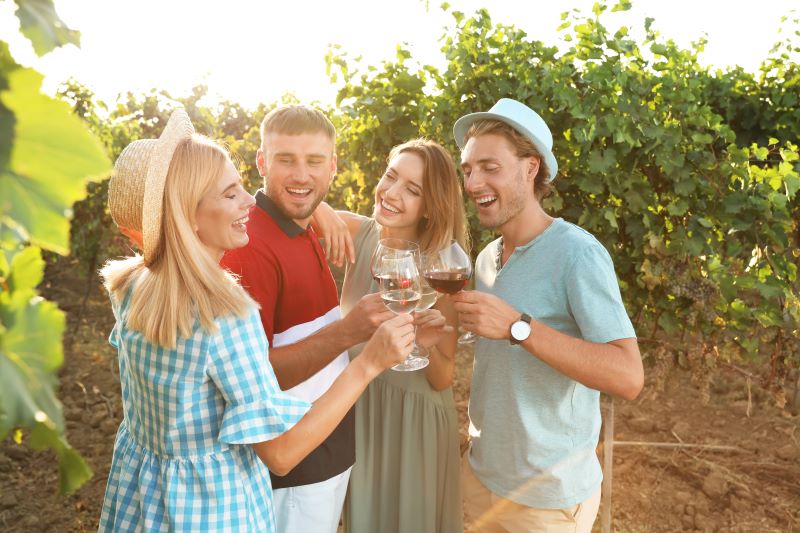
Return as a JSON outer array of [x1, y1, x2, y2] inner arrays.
[[611, 0, 632, 12], [7, 245, 43, 292], [29, 423, 92, 495], [0, 68, 111, 254], [587, 148, 616, 173], [0, 43, 18, 173], [696, 216, 713, 228], [650, 43, 669, 56], [784, 172, 800, 199], [674, 178, 696, 195], [666, 198, 689, 216], [603, 208, 619, 229], [686, 234, 705, 256], [12, 0, 81, 57], [576, 175, 605, 195], [0, 284, 91, 495], [0, 290, 65, 440], [691, 132, 714, 145]]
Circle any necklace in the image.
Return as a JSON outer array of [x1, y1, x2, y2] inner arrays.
[[495, 237, 504, 271]]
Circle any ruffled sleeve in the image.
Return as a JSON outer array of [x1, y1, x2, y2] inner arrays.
[[207, 308, 311, 445]]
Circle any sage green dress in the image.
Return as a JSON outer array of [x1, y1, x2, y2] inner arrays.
[[341, 218, 463, 533]]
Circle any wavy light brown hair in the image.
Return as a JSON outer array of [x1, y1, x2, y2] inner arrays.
[[386, 138, 470, 255], [101, 136, 255, 348], [465, 119, 554, 201]]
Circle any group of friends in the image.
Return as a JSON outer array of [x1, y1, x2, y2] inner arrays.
[[98, 97, 644, 533]]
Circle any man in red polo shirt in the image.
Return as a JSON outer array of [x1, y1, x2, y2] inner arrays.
[[221, 105, 393, 533]]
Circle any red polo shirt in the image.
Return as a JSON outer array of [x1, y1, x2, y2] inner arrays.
[[221, 190, 354, 489]]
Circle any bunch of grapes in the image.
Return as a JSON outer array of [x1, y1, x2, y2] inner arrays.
[[670, 276, 718, 304], [686, 347, 713, 404], [649, 345, 673, 393]]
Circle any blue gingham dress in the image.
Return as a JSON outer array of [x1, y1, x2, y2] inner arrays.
[[99, 293, 311, 532]]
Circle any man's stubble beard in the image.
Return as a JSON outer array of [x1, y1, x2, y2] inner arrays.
[[480, 167, 528, 230], [264, 175, 329, 221]]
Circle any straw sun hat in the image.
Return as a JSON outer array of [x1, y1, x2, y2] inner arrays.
[[108, 109, 195, 264]]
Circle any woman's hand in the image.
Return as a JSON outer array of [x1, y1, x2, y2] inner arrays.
[[358, 314, 415, 374], [310, 201, 355, 268], [413, 308, 453, 349]]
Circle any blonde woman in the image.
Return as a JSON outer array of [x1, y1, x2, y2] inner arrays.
[[98, 109, 413, 532], [313, 138, 470, 533]]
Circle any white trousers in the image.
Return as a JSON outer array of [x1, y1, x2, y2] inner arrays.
[[272, 466, 352, 533]]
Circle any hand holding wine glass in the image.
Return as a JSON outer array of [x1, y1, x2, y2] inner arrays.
[[358, 313, 416, 374], [372, 241, 429, 371], [420, 240, 476, 344], [450, 289, 521, 341]]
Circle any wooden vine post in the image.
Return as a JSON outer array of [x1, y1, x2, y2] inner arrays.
[[601, 397, 614, 533]]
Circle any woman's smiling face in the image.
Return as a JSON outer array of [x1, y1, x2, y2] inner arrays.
[[374, 151, 426, 232], [195, 159, 255, 258]]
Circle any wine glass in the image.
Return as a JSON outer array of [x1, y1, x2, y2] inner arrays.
[[370, 238, 419, 284], [371, 238, 429, 366], [420, 240, 476, 344], [410, 253, 440, 357], [374, 252, 428, 371]]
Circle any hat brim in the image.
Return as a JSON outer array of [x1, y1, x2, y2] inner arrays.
[[142, 109, 195, 264], [453, 111, 558, 183]]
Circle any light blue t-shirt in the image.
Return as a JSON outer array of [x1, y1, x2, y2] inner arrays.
[[467, 218, 636, 509]]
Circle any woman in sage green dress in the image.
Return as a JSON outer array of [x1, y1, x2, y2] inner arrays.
[[313, 138, 469, 533]]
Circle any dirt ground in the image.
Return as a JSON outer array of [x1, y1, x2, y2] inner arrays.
[[1, 257, 798, 532]]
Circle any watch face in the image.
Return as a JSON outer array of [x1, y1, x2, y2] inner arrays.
[[511, 320, 531, 341]]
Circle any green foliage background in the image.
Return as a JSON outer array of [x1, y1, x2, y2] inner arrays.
[[65, 3, 800, 401], [2, 0, 799, 494], [1, 0, 110, 494], [321, 3, 800, 410]]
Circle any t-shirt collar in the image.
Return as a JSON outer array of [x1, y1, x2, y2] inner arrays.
[[255, 189, 306, 238], [496, 218, 563, 270]]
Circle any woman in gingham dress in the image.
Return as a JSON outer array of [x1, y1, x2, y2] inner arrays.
[[98, 109, 414, 532]]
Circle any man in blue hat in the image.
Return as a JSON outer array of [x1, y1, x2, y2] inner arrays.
[[451, 98, 644, 532]]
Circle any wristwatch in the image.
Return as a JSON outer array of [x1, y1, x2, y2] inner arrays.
[[509, 313, 532, 345]]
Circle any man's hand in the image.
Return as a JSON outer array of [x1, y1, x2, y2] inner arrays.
[[450, 290, 519, 341], [341, 293, 395, 345], [413, 309, 453, 348]]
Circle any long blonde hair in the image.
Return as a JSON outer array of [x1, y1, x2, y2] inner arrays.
[[101, 136, 254, 348], [386, 139, 470, 255]]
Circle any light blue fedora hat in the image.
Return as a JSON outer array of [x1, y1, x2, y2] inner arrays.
[[453, 98, 558, 182]]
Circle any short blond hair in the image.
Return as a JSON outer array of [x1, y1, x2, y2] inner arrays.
[[260, 104, 336, 150]]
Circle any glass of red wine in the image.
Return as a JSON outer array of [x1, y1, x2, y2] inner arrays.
[[421, 240, 476, 344], [374, 251, 428, 371]]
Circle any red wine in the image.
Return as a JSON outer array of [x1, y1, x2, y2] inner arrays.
[[424, 272, 470, 294]]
